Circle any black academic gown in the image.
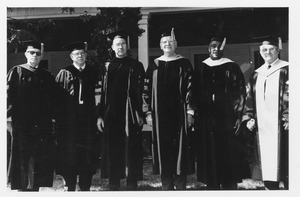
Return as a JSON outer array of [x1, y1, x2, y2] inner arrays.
[[55, 64, 100, 180], [7, 64, 58, 190], [142, 55, 195, 177], [99, 57, 145, 181], [193, 58, 250, 188]]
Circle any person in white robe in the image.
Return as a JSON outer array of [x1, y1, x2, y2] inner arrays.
[[241, 35, 289, 190]]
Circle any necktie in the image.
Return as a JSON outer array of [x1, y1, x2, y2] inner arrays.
[[79, 67, 83, 72], [30, 66, 37, 70], [268, 65, 272, 69]]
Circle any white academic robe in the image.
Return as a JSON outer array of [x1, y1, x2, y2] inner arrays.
[[253, 59, 288, 181]]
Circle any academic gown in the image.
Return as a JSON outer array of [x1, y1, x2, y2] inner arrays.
[[241, 59, 289, 182], [142, 55, 195, 176], [7, 64, 58, 190], [55, 64, 100, 178], [99, 57, 145, 181], [193, 57, 250, 187]]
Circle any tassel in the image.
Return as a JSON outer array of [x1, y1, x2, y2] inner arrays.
[[220, 37, 226, 50], [171, 28, 176, 41], [41, 43, 44, 54], [127, 36, 130, 49], [84, 42, 88, 51], [278, 37, 282, 50]]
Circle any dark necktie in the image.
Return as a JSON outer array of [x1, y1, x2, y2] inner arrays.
[[268, 65, 272, 69], [30, 66, 37, 70]]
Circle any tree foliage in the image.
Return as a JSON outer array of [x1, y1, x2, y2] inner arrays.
[[89, 7, 144, 68], [7, 11, 57, 53], [7, 7, 144, 70]]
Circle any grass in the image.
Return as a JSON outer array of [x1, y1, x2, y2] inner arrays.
[[7, 157, 271, 192]]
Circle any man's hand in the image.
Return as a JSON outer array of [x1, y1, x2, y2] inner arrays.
[[7, 121, 12, 135], [97, 117, 104, 132], [282, 113, 289, 130], [246, 119, 256, 131], [146, 114, 152, 127], [283, 121, 289, 131], [187, 114, 194, 129]]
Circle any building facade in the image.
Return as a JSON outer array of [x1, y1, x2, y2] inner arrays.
[[7, 7, 289, 83]]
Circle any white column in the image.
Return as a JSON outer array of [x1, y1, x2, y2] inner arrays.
[[138, 13, 149, 71]]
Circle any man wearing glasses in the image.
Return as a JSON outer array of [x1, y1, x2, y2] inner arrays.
[[7, 40, 58, 191], [240, 36, 289, 190], [55, 41, 100, 191]]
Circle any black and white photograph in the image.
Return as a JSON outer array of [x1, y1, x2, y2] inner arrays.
[[2, 0, 299, 196]]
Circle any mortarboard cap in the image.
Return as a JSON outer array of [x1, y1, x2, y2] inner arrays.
[[63, 41, 88, 52], [210, 34, 225, 43], [161, 31, 171, 38], [209, 34, 226, 50], [106, 29, 131, 49], [22, 40, 44, 54], [160, 28, 176, 41], [255, 35, 282, 50], [106, 30, 128, 41]]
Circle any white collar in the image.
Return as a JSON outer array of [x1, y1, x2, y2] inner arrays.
[[268, 58, 279, 67], [256, 59, 288, 76], [73, 63, 86, 71], [154, 54, 185, 66], [203, 57, 233, 67]]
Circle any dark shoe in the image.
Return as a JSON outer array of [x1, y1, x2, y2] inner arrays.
[[22, 188, 39, 192], [264, 181, 280, 190], [109, 186, 120, 191], [109, 179, 120, 191], [126, 183, 137, 190], [126, 179, 138, 190], [222, 182, 238, 190]]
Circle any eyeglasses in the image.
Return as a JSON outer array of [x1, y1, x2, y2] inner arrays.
[[260, 47, 277, 53], [114, 43, 127, 47], [71, 52, 86, 56], [27, 51, 42, 56]]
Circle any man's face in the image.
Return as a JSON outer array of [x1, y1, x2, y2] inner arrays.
[[70, 49, 87, 64], [112, 37, 127, 58], [25, 46, 43, 65], [160, 36, 177, 54], [208, 41, 223, 60], [259, 44, 279, 64]]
